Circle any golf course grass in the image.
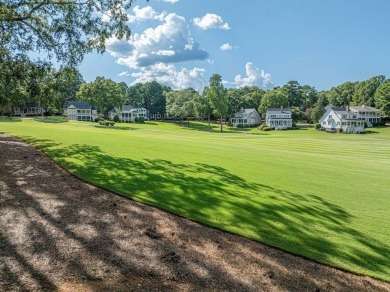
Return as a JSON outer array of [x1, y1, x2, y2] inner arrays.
[[1, 117, 389, 281]]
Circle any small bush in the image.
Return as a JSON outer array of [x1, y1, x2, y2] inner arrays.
[[338, 127, 343, 133], [113, 114, 120, 123], [262, 126, 273, 131], [138, 116, 145, 123], [258, 123, 267, 130], [135, 117, 139, 123], [314, 123, 321, 129]]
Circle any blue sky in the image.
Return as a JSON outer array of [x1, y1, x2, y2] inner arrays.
[[79, 0, 390, 91]]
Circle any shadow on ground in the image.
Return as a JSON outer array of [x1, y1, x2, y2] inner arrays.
[[0, 135, 389, 291]]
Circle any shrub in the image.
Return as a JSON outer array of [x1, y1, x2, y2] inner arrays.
[[258, 123, 267, 130], [113, 114, 120, 123], [338, 127, 343, 133], [138, 116, 145, 123], [314, 123, 321, 130], [109, 121, 115, 126], [262, 126, 273, 131], [135, 117, 139, 123]]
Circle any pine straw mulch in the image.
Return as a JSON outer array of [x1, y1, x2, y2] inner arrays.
[[0, 133, 389, 292]]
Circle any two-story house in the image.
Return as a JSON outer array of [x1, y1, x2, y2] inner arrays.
[[349, 105, 381, 126], [319, 105, 364, 133], [64, 101, 97, 121], [108, 105, 149, 122], [266, 107, 293, 129]]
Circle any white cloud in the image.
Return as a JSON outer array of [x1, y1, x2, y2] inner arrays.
[[127, 6, 167, 23], [107, 13, 208, 69], [118, 71, 130, 77], [193, 13, 230, 30], [131, 63, 207, 91], [234, 62, 273, 88], [220, 43, 233, 51], [163, 0, 179, 3]]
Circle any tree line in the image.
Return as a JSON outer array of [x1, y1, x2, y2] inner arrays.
[[1, 60, 390, 129]]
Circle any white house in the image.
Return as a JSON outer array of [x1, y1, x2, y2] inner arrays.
[[230, 108, 261, 127], [64, 101, 97, 121], [349, 105, 381, 126], [266, 107, 293, 129], [319, 105, 364, 133], [13, 103, 45, 116], [108, 105, 149, 122]]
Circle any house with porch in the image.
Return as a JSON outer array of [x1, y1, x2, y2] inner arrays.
[[13, 103, 45, 116], [108, 105, 149, 122], [319, 105, 364, 133], [64, 101, 97, 121], [230, 108, 261, 127], [349, 105, 381, 126], [265, 107, 293, 130]]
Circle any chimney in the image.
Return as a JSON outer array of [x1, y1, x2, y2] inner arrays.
[[362, 104, 365, 108], [280, 106, 283, 113], [346, 105, 349, 112]]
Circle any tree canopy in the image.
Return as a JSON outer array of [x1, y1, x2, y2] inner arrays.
[[208, 74, 228, 132], [0, 0, 142, 66]]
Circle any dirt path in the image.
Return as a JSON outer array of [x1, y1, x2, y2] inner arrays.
[[0, 133, 389, 292]]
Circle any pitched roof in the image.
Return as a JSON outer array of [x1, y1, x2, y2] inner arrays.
[[349, 105, 380, 112], [329, 106, 360, 120], [65, 101, 92, 109], [233, 108, 259, 118], [266, 108, 291, 114], [121, 104, 136, 112]]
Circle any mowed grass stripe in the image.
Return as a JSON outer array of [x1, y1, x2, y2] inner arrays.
[[0, 118, 389, 281]]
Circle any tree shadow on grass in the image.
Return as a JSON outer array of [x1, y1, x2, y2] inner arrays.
[[168, 121, 268, 135], [1, 135, 389, 290]]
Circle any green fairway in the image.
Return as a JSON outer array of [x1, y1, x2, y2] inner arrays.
[[1, 118, 389, 281]]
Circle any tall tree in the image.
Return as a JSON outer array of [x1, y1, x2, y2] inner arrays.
[[327, 82, 357, 106], [208, 74, 228, 132], [301, 85, 318, 109], [310, 93, 328, 122], [77, 77, 124, 115], [195, 87, 213, 130], [374, 79, 390, 119], [55, 67, 84, 110], [353, 75, 385, 106], [258, 88, 289, 115], [128, 82, 171, 116], [282, 80, 303, 108], [166, 88, 199, 127]]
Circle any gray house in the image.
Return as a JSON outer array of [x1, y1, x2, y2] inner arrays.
[[230, 108, 261, 127]]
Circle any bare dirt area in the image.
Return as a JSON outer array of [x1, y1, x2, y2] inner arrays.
[[1, 133, 389, 292]]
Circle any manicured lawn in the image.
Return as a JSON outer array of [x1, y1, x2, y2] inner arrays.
[[1, 117, 389, 281]]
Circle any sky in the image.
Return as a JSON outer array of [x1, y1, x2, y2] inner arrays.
[[79, 0, 390, 92]]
